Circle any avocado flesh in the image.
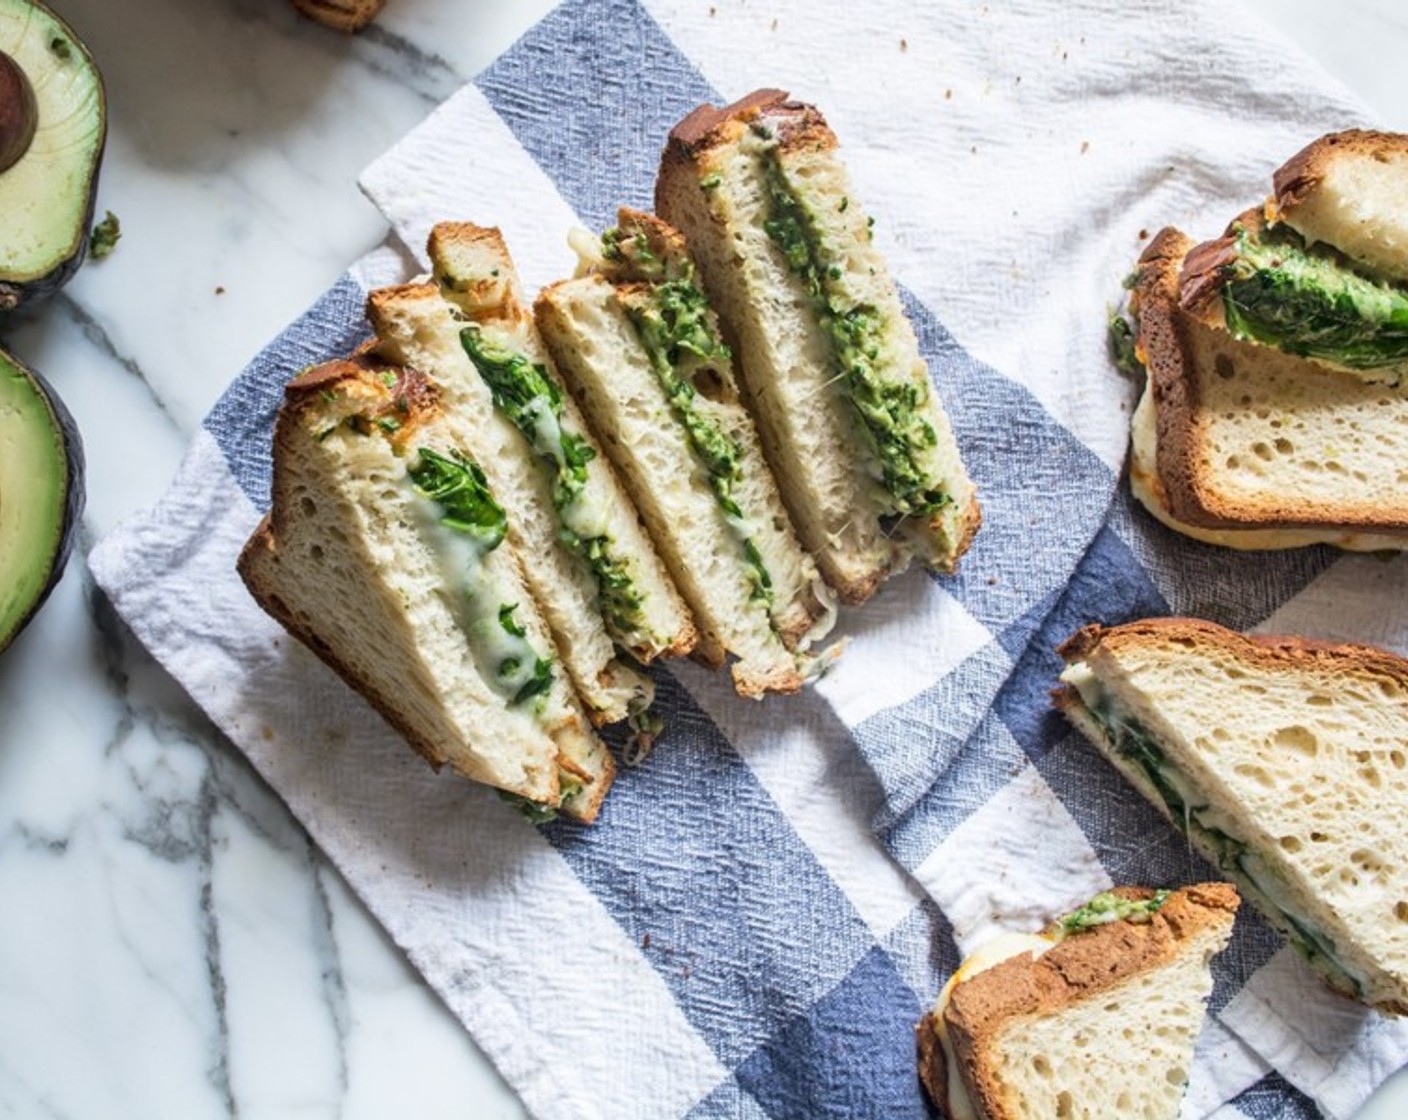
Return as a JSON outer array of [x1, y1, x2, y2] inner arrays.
[[0, 0, 106, 310], [0, 345, 83, 652]]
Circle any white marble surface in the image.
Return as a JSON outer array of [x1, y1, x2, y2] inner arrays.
[[1, 0, 1405, 1116]]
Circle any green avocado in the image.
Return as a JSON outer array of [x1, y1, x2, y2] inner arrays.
[[0, 0, 107, 311], [0, 343, 84, 653]]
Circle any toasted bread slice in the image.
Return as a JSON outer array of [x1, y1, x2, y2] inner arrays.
[[368, 228, 697, 726], [917, 884, 1238, 1120], [535, 210, 838, 698], [656, 90, 978, 604], [1127, 227, 1408, 548], [1273, 130, 1408, 284], [289, 0, 384, 32], [237, 357, 613, 821], [1057, 617, 1408, 1012]]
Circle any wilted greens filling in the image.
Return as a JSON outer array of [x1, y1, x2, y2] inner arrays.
[[1219, 222, 1408, 377], [459, 326, 648, 638], [408, 446, 553, 708]]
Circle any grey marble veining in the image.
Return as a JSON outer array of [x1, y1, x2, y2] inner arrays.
[[1, 0, 1405, 1116]]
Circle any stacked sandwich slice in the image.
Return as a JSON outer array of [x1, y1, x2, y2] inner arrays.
[[238, 357, 615, 821], [916, 883, 1239, 1120], [538, 208, 836, 697], [1121, 130, 1408, 551], [1057, 617, 1408, 1014], [240, 89, 979, 818], [367, 224, 694, 729], [657, 89, 980, 602]]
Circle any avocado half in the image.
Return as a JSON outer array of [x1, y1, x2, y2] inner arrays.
[[0, 0, 106, 311], [0, 342, 84, 653]]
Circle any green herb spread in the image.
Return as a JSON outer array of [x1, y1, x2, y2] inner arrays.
[[612, 244, 775, 607], [1059, 890, 1170, 935], [1108, 308, 1142, 378], [1221, 221, 1408, 377], [459, 326, 648, 640], [758, 153, 950, 518]]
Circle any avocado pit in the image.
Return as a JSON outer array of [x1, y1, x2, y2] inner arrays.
[[0, 49, 37, 173]]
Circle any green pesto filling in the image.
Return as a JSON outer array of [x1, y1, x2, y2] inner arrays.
[[1108, 307, 1142, 379], [498, 791, 561, 824], [1222, 222, 1408, 376], [610, 243, 774, 608], [758, 152, 950, 518], [459, 326, 648, 639], [408, 447, 553, 708], [1083, 697, 1362, 997], [1058, 890, 1170, 935]]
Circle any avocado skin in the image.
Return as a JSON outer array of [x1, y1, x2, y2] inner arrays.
[[0, 344, 85, 655], [0, 0, 107, 312]]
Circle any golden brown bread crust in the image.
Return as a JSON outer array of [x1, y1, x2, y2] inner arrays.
[[289, 0, 384, 33], [425, 223, 531, 323], [657, 88, 838, 193], [917, 884, 1240, 1120], [1176, 208, 1268, 323], [665, 89, 792, 153], [1056, 616, 1408, 691], [1133, 227, 1212, 528], [1272, 129, 1408, 219], [915, 1006, 952, 1117], [940, 499, 984, 576]]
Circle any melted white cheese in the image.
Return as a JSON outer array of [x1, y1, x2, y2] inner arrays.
[[409, 484, 547, 706]]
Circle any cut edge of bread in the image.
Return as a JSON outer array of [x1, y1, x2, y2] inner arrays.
[[917, 883, 1238, 1120], [1273, 129, 1408, 284], [1055, 617, 1408, 1014], [535, 271, 836, 699], [422, 222, 701, 667], [237, 356, 613, 822]]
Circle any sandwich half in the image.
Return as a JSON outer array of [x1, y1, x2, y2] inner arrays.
[[1124, 226, 1408, 550], [238, 356, 613, 821], [916, 883, 1239, 1120], [656, 89, 979, 603], [1056, 617, 1408, 1012], [535, 208, 838, 698], [366, 224, 696, 731]]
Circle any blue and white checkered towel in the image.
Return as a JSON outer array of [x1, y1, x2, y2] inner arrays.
[[90, 2, 1408, 1116]]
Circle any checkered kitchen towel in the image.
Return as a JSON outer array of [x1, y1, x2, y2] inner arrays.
[[90, 1, 1408, 1116]]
